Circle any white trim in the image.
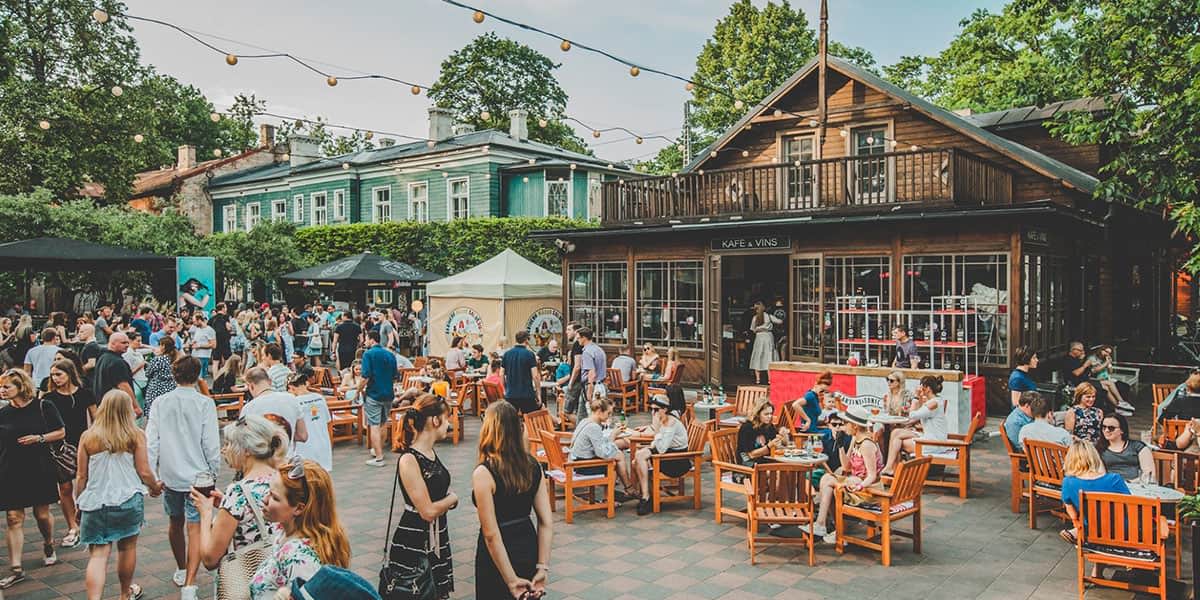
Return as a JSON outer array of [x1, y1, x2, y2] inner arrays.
[[447, 176, 470, 220], [293, 194, 304, 224], [407, 181, 429, 223], [845, 120, 895, 203], [333, 189, 347, 222], [222, 204, 238, 232], [587, 172, 602, 220], [777, 132, 818, 207], [371, 186, 392, 223], [271, 199, 287, 222], [311, 191, 328, 226], [244, 202, 261, 230]]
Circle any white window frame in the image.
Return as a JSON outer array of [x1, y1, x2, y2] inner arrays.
[[408, 181, 429, 223], [777, 132, 818, 208], [293, 194, 304, 224], [244, 203, 260, 230], [311, 191, 328, 226], [372, 186, 392, 223], [587, 173, 602, 220], [447, 177, 470, 220], [223, 204, 238, 232], [543, 173, 572, 219], [845, 120, 895, 204], [272, 199, 287, 222], [333, 190, 347, 222], [371, 290, 394, 306]]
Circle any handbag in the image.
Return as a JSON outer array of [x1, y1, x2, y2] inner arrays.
[[378, 459, 436, 600], [216, 483, 272, 600], [36, 400, 76, 483]]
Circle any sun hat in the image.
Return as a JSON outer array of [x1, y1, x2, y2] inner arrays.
[[838, 404, 872, 427], [290, 565, 381, 600]]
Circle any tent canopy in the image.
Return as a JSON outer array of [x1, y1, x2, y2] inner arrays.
[[280, 252, 442, 286], [0, 237, 175, 271], [426, 249, 560, 299]]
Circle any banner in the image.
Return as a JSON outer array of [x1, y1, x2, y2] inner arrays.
[[176, 257, 216, 317]]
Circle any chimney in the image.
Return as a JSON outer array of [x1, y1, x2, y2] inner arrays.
[[452, 123, 476, 136], [259, 124, 276, 148], [176, 145, 196, 171], [378, 138, 397, 147], [288, 135, 320, 167], [508, 109, 529, 142], [428, 107, 453, 142]]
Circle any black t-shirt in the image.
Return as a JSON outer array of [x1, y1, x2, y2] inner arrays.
[[537, 346, 560, 365], [0, 400, 64, 473], [92, 349, 133, 401], [334, 321, 362, 354], [291, 317, 308, 339], [43, 388, 97, 445], [80, 341, 103, 387], [569, 341, 583, 367], [501, 346, 538, 400], [209, 313, 231, 345], [1062, 355, 1090, 387], [771, 303, 787, 335]]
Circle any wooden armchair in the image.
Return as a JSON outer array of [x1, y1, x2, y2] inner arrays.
[[326, 399, 363, 446], [775, 400, 799, 435], [650, 420, 709, 513], [1069, 492, 1168, 600], [1025, 439, 1069, 529], [999, 425, 1029, 513], [210, 392, 245, 420], [1159, 418, 1190, 448], [715, 385, 768, 427], [445, 395, 463, 445], [399, 368, 421, 391], [1151, 449, 1184, 578], [412, 356, 428, 369], [709, 428, 753, 523], [1151, 383, 1173, 439], [836, 456, 932, 566], [555, 390, 576, 431], [913, 412, 984, 498], [539, 430, 615, 524], [606, 368, 640, 414], [523, 409, 568, 463], [745, 463, 816, 566]]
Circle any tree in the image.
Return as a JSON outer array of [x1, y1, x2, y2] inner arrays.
[[636, 138, 685, 175], [689, 0, 876, 136], [428, 32, 589, 154], [274, 115, 376, 157], [0, 0, 257, 202]]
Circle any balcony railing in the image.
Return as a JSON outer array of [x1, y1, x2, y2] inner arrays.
[[602, 148, 1013, 225]]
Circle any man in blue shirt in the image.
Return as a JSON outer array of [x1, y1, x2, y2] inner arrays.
[[501, 330, 541, 415], [357, 330, 396, 466], [1003, 390, 1036, 451], [1008, 345, 1039, 407], [130, 305, 153, 344], [577, 328, 607, 420], [148, 318, 183, 350]]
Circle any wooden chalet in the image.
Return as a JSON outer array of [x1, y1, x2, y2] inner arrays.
[[533, 56, 1180, 411]]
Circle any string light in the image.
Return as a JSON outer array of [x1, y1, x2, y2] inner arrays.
[[342, 163, 350, 170], [426, 140, 436, 148], [110, 85, 123, 97], [773, 109, 782, 117], [480, 110, 491, 120], [635, 137, 643, 144], [741, 150, 749, 157], [282, 153, 291, 161], [709, 150, 717, 158], [560, 40, 571, 52], [629, 66, 640, 77], [38, 120, 50, 130], [569, 163, 576, 170], [92, 9, 109, 23], [365, 131, 374, 140], [522, 176, 529, 182], [225, 53, 238, 66], [213, 148, 223, 157], [685, 82, 694, 91], [326, 76, 338, 87], [472, 10, 485, 23], [410, 85, 421, 95], [592, 130, 601, 138], [537, 118, 548, 128], [734, 100, 744, 109], [209, 112, 220, 122], [133, 134, 144, 143]]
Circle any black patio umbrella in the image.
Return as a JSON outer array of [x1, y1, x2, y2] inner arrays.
[[280, 252, 442, 289], [0, 237, 175, 271]]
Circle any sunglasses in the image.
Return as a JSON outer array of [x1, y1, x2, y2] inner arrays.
[[287, 456, 310, 504], [1101, 425, 1120, 432], [886, 378, 900, 383]]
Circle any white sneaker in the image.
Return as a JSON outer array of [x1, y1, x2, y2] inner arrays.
[[172, 569, 186, 587], [799, 523, 828, 537], [181, 585, 198, 600], [365, 457, 385, 466], [822, 531, 837, 544], [1118, 400, 1136, 412]]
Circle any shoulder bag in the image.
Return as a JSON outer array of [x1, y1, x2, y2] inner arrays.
[[216, 483, 272, 600], [378, 457, 436, 600], [37, 400, 76, 483]]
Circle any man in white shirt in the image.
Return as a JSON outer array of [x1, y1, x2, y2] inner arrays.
[[240, 366, 309, 445], [287, 373, 333, 471], [23, 328, 61, 388], [1019, 393, 1072, 448], [187, 313, 216, 381], [260, 343, 292, 392], [122, 329, 149, 411], [145, 356, 220, 600]]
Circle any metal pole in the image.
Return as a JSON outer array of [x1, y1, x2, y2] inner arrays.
[[817, 0, 829, 157]]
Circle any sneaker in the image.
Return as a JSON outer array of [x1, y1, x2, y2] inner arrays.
[[173, 569, 187, 587], [1060, 528, 1078, 545], [636, 498, 652, 516], [1116, 407, 1134, 417], [42, 544, 56, 566], [0, 568, 25, 589], [365, 457, 385, 467], [61, 529, 79, 548], [1118, 400, 1136, 412], [181, 585, 198, 600], [799, 523, 828, 538], [822, 531, 837, 544]]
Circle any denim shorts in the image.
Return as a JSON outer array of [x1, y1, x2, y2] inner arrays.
[[364, 396, 390, 426], [79, 494, 145, 545], [162, 488, 200, 523]]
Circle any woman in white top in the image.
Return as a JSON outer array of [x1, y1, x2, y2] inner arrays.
[[76, 390, 163, 600], [339, 360, 364, 403], [881, 375, 950, 476], [631, 395, 691, 516]]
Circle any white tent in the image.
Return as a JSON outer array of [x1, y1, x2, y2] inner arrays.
[[426, 249, 563, 357]]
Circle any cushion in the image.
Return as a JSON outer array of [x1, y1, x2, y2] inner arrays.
[[1033, 481, 1062, 491], [546, 469, 605, 483], [858, 500, 915, 514], [1081, 542, 1159, 562]]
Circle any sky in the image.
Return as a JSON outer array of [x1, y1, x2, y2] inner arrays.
[[122, 0, 1007, 163]]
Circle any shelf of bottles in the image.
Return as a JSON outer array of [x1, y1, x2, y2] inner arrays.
[[832, 295, 979, 376]]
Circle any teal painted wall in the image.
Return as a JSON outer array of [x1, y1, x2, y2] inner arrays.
[[504, 171, 544, 217], [572, 172, 589, 219]]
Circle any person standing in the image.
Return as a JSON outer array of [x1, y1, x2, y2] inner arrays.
[[331, 312, 362, 372], [358, 331, 397, 466], [43, 360, 98, 550], [123, 331, 149, 412], [94, 305, 113, 347], [890, 325, 921, 369], [576, 328, 607, 421], [304, 314, 324, 367], [288, 373, 332, 472], [76, 389, 163, 600], [384, 394, 457, 598], [501, 330, 541, 415], [240, 367, 309, 446], [0, 369, 65, 590], [145, 356, 221, 600], [473, 402, 552, 600], [561, 322, 585, 417], [208, 302, 232, 374], [129, 306, 153, 344], [1008, 345, 1039, 407], [748, 301, 781, 385], [92, 333, 138, 418], [256, 343, 291, 392], [148, 317, 182, 351], [187, 314, 217, 381], [22, 328, 61, 389], [142, 336, 179, 417]]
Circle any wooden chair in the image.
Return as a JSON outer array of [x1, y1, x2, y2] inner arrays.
[[445, 396, 463, 445], [709, 428, 753, 523], [538, 430, 616, 523], [1151, 383, 1174, 439], [999, 426, 1030, 513], [399, 368, 421, 391], [913, 412, 984, 498], [1151, 450, 1184, 578], [479, 380, 503, 414], [326, 399, 363, 446], [715, 385, 768, 427], [412, 356, 428, 369], [311, 366, 334, 389], [836, 456, 932, 566], [745, 463, 816, 566], [210, 392, 245, 420], [1159, 418, 1190, 448], [554, 390, 576, 431], [650, 419, 709, 513], [523, 409, 565, 463], [605, 368, 640, 413], [775, 400, 799, 435], [1068, 492, 1168, 600], [1025, 439, 1069, 529]]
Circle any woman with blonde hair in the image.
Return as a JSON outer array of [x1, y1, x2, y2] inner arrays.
[[76, 390, 163, 600], [245, 459, 351, 599], [660, 347, 681, 383], [883, 371, 916, 416], [473, 401, 552, 599], [1064, 382, 1103, 444], [1059, 439, 1130, 555]]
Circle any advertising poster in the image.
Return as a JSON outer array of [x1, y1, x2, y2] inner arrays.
[[176, 257, 216, 317]]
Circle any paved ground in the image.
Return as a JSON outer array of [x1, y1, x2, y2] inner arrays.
[[3, 396, 1188, 600]]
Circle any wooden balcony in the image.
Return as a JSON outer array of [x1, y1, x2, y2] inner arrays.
[[602, 148, 1013, 226]]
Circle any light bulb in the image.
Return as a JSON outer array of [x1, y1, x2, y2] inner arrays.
[[910, 145, 919, 151], [809, 119, 819, 127], [866, 136, 875, 145], [773, 109, 782, 117], [538, 118, 548, 128], [671, 172, 679, 178], [592, 130, 600, 138], [560, 40, 571, 51], [480, 110, 491, 120], [629, 66, 640, 77], [734, 100, 744, 109], [209, 112, 220, 122], [326, 76, 338, 87], [426, 140, 436, 148], [472, 10, 485, 23], [410, 85, 421, 95], [133, 134, 144, 143], [92, 9, 109, 23], [441, 172, 448, 177], [522, 176, 529, 183], [342, 163, 350, 170], [38, 120, 50, 130], [685, 82, 694, 91], [794, 160, 802, 167], [111, 85, 123, 97], [635, 137, 643, 145], [527, 158, 536, 165], [698, 169, 704, 175], [741, 150, 749, 157], [606, 164, 613, 169], [569, 163, 576, 170], [225, 54, 238, 66], [213, 148, 223, 157], [676, 144, 684, 151], [710, 150, 717, 158]]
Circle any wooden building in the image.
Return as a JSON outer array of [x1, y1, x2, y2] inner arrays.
[[533, 57, 1180, 412]]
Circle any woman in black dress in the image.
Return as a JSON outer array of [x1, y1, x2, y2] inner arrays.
[[385, 393, 457, 598], [473, 401, 552, 600], [42, 359, 98, 549], [0, 369, 66, 589]]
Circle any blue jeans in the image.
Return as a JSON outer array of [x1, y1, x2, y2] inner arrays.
[[197, 357, 211, 380]]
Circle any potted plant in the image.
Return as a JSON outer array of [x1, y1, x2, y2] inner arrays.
[[1178, 494, 1200, 595]]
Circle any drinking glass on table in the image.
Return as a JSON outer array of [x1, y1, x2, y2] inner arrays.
[[812, 438, 824, 456], [193, 471, 216, 498]]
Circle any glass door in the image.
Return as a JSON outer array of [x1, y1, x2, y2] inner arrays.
[[782, 135, 816, 209], [851, 127, 890, 204], [790, 256, 822, 361], [706, 254, 722, 385]]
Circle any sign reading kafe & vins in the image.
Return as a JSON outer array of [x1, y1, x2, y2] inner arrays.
[[710, 235, 792, 252]]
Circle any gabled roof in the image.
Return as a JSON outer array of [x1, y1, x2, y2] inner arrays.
[[685, 56, 1099, 196], [131, 148, 270, 198], [963, 96, 1113, 130]]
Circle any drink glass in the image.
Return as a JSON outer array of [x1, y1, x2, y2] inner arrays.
[[870, 406, 881, 416], [193, 471, 216, 498], [812, 439, 824, 455]]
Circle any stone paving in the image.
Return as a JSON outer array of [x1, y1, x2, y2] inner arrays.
[[3, 400, 1186, 599]]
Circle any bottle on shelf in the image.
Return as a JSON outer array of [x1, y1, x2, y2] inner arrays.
[[940, 328, 948, 342], [956, 328, 965, 343]]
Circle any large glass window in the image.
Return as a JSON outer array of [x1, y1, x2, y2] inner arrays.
[[293, 195, 304, 223], [547, 179, 570, 218], [272, 199, 287, 222], [568, 262, 627, 345], [373, 187, 391, 223], [1023, 254, 1068, 356], [333, 190, 347, 221], [782, 135, 816, 208], [223, 204, 237, 232], [852, 126, 888, 203], [824, 255, 891, 355], [635, 261, 702, 349], [903, 253, 1010, 365], [791, 257, 822, 360], [244, 203, 260, 230], [408, 182, 429, 223]]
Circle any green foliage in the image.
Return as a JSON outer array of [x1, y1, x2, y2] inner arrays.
[[636, 139, 686, 175], [274, 114, 376, 157], [690, 0, 875, 136], [201, 221, 305, 285], [428, 33, 590, 155], [0, 0, 257, 202]]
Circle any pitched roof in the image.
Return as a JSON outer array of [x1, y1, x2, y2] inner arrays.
[[685, 56, 1100, 196], [963, 96, 1113, 130]]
